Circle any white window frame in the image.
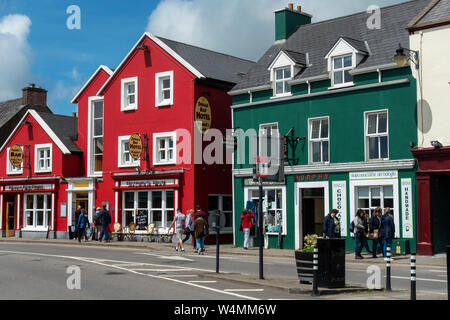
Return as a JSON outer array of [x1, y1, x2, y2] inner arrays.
[[331, 54, 354, 88], [365, 110, 389, 161], [273, 66, 292, 97], [208, 194, 233, 233], [22, 193, 52, 231], [34, 143, 52, 173], [117, 135, 140, 168], [121, 77, 138, 111], [155, 71, 174, 107], [6, 146, 24, 175], [244, 186, 287, 236], [308, 117, 330, 164], [153, 131, 176, 166], [87, 97, 104, 177]]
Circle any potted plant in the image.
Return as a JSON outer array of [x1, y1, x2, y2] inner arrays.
[[294, 234, 320, 284]]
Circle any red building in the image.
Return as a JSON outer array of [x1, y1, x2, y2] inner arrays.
[[70, 32, 254, 241]]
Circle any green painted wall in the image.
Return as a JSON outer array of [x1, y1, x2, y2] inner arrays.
[[275, 10, 312, 41]]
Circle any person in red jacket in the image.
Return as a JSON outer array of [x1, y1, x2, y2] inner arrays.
[[240, 209, 255, 250]]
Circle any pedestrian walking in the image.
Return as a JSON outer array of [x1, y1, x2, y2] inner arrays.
[[182, 209, 196, 250], [240, 209, 255, 250], [169, 208, 186, 253], [77, 209, 90, 243], [353, 209, 372, 259], [99, 205, 112, 243], [323, 209, 341, 239], [93, 207, 102, 241], [194, 205, 208, 220], [380, 207, 395, 257], [73, 205, 82, 240], [369, 207, 383, 258], [194, 214, 208, 255]]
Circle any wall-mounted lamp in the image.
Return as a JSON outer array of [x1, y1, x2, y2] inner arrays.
[[431, 141, 443, 148], [137, 45, 149, 50], [392, 43, 419, 69]]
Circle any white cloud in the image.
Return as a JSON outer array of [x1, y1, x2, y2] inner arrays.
[[146, 0, 407, 61], [0, 14, 32, 101]]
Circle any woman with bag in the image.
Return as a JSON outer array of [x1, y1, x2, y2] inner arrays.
[[353, 209, 371, 259], [241, 209, 255, 250], [182, 209, 196, 250], [194, 215, 207, 255], [369, 207, 382, 258]]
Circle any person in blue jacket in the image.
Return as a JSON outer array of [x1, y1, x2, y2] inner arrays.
[[323, 209, 341, 239], [380, 207, 395, 257], [77, 209, 90, 243]]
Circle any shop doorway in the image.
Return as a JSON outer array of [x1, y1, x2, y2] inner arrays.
[[74, 193, 89, 225], [297, 185, 328, 249], [6, 202, 16, 237], [431, 175, 450, 254]]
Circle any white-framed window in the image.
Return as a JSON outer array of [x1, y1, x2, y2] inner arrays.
[[244, 186, 287, 235], [88, 97, 104, 176], [365, 111, 389, 160], [309, 117, 329, 163], [121, 77, 138, 111], [153, 132, 176, 165], [208, 194, 233, 232], [34, 143, 52, 173], [23, 193, 51, 230], [123, 190, 174, 230], [332, 54, 353, 87], [6, 146, 23, 175], [155, 71, 174, 107], [357, 185, 394, 220], [118, 136, 140, 168], [274, 67, 292, 96], [258, 123, 279, 174]]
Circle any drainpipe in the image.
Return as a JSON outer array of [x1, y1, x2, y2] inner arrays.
[[377, 68, 382, 83], [248, 90, 253, 104], [307, 80, 311, 95]]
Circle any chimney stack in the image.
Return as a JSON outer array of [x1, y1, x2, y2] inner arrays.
[[22, 84, 47, 106], [288, 3, 294, 10], [274, 3, 312, 41], [297, 5, 302, 12]]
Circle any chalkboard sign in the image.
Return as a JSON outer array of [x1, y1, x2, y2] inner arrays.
[[136, 211, 148, 230]]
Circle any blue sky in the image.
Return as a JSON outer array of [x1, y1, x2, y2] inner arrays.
[[0, 0, 408, 115]]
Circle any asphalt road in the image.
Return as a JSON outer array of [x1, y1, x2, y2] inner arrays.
[[0, 242, 447, 300]]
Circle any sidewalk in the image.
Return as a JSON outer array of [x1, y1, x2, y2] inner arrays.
[[1, 237, 447, 300]]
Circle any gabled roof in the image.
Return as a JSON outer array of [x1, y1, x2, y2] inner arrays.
[[97, 32, 255, 96], [0, 98, 24, 128], [71, 65, 113, 103], [230, 0, 429, 94], [0, 110, 81, 155], [408, 0, 450, 29]]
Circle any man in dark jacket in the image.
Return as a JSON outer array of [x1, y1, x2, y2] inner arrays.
[[380, 207, 395, 257], [77, 209, 90, 243], [369, 208, 383, 258], [99, 205, 112, 243], [323, 209, 341, 239]]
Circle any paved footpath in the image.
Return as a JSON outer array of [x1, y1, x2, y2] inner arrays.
[[1, 238, 447, 300]]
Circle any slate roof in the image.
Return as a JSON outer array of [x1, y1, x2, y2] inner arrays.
[[0, 98, 25, 128], [157, 36, 256, 84], [231, 0, 430, 93], [36, 112, 81, 153], [408, 0, 450, 28], [283, 50, 307, 66]]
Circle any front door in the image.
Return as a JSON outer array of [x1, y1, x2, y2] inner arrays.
[[6, 202, 16, 237]]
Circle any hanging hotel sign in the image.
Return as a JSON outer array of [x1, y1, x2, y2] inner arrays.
[[194, 96, 212, 134], [350, 170, 398, 180], [9, 144, 23, 168], [401, 178, 414, 238], [128, 134, 143, 160], [332, 181, 347, 237], [120, 179, 177, 188]]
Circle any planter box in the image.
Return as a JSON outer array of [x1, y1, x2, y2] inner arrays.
[[294, 251, 314, 284], [317, 239, 346, 288]]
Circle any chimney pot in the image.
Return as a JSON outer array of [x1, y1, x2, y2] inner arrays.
[[288, 3, 294, 10], [297, 5, 301, 12]]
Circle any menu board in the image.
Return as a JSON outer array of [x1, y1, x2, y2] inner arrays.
[[136, 211, 148, 230]]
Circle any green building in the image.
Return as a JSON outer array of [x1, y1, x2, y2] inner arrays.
[[229, 0, 430, 252]]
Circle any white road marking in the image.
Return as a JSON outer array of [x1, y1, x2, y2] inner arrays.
[[189, 281, 217, 284], [134, 252, 194, 262], [224, 289, 264, 292], [0, 249, 259, 300], [387, 275, 447, 283], [131, 268, 195, 272], [164, 275, 198, 278]]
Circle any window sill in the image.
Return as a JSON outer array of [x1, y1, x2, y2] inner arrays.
[[153, 161, 176, 166], [121, 105, 138, 112], [328, 82, 355, 90], [35, 170, 52, 174], [7, 172, 23, 176], [366, 158, 390, 162], [309, 162, 330, 165], [155, 101, 173, 108], [21, 227, 49, 232], [265, 232, 287, 236], [118, 163, 140, 168], [270, 93, 292, 100]]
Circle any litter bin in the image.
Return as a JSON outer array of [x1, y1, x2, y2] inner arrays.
[[317, 238, 346, 288]]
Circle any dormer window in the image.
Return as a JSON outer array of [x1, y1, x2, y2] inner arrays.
[[332, 55, 353, 86], [275, 67, 292, 95]]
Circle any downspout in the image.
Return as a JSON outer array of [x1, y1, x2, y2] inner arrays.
[[377, 68, 382, 83], [248, 90, 253, 104]]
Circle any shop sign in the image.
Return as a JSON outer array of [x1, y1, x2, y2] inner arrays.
[[120, 179, 177, 188], [194, 96, 212, 134], [350, 170, 398, 181], [5, 184, 53, 191], [294, 174, 329, 182], [9, 144, 23, 168], [129, 133, 143, 160], [332, 181, 347, 237], [401, 178, 413, 238], [244, 178, 285, 187]]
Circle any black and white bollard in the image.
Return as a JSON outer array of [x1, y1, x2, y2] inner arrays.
[[312, 247, 319, 297], [386, 246, 392, 292], [411, 253, 416, 300]]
